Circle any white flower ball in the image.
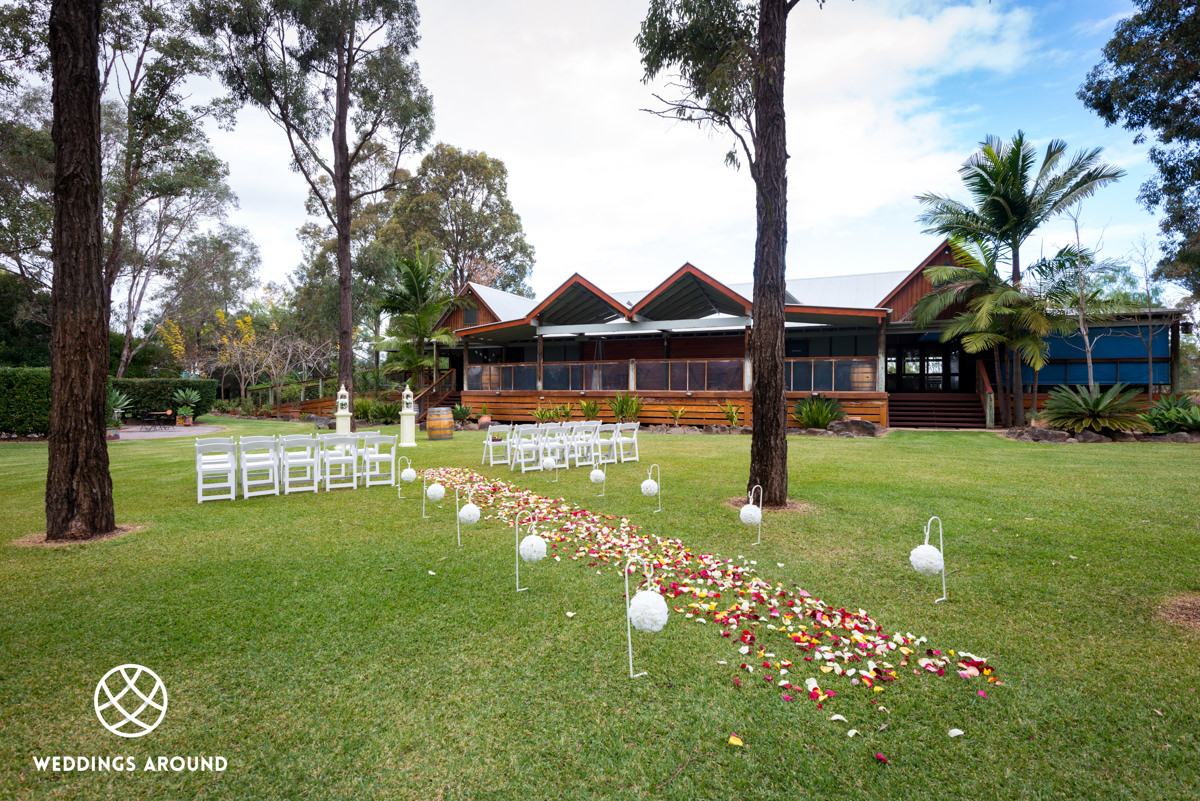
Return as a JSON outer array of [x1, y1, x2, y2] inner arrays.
[[400, 467, 416, 483], [426, 482, 445, 502], [641, 479, 659, 497], [628, 589, 669, 633], [740, 503, 762, 526], [519, 534, 547, 564], [458, 502, 480, 525], [589, 468, 605, 484], [909, 543, 944, 577], [541, 456, 557, 470]]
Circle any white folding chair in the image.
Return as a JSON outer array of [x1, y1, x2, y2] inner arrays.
[[616, 421, 640, 463], [279, 434, 320, 495], [362, 433, 398, 487], [572, 421, 601, 467], [595, 423, 620, 465], [195, 438, 237, 503], [481, 423, 513, 466], [513, 424, 542, 472], [239, 435, 280, 498], [321, 434, 359, 490], [541, 422, 570, 469]]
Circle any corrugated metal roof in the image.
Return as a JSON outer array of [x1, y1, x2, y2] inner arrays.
[[783, 271, 912, 308], [468, 282, 538, 322]]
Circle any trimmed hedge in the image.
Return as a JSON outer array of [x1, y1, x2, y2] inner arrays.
[[0, 372, 218, 436], [110, 378, 217, 418], [0, 367, 51, 436]]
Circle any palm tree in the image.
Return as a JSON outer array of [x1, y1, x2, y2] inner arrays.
[[915, 131, 1124, 424], [376, 248, 468, 392]]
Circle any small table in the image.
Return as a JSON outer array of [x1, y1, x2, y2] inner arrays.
[[142, 412, 173, 432]]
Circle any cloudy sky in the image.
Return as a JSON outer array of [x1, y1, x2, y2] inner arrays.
[[206, 0, 1160, 301]]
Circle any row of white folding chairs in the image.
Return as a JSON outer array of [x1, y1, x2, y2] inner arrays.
[[196, 432, 400, 503], [481, 421, 639, 472]]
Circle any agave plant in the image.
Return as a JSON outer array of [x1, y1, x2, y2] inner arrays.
[[606, 392, 643, 423], [1144, 394, 1200, 433], [531, 405, 555, 424], [1039, 383, 1152, 434], [716, 399, 741, 426], [451, 403, 473, 423], [791, 394, 846, 429], [373, 401, 402, 424], [106, 387, 132, 426], [667, 406, 686, 426], [578, 399, 601, 420]]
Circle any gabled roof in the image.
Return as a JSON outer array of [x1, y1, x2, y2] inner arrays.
[[632, 263, 751, 319], [467, 281, 537, 322], [523, 273, 630, 326], [877, 239, 956, 319]]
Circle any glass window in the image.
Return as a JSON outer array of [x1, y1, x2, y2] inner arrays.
[[790, 361, 812, 392], [637, 361, 668, 391], [688, 362, 706, 391], [514, 365, 536, 391], [707, 360, 742, 391], [813, 360, 834, 391], [600, 362, 628, 390], [669, 362, 687, 391], [903, 349, 921, 374], [834, 360, 853, 390]]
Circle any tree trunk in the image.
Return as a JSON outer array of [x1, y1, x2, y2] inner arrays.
[[333, 34, 355, 428], [1012, 348, 1026, 427], [747, 0, 789, 507], [46, 0, 115, 540], [1031, 368, 1040, 416], [993, 346, 1011, 427]]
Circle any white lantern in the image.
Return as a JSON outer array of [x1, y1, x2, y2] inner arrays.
[[426, 483, 445, 502], [641, 478, 659, 497], [628, 589, 669, 633], [590, 468, 605, 484], [740, 503, 762, 526], [519, 534, 547, 563], [458, 502, 480, 525], [541, 456, 557, 471], [400, 467, 416, 483], [909, 543, 944, 577]]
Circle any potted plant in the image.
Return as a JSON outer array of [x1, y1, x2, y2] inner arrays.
[[172, 388, 202, 425], [106, 387, 132, 440], [477, 404, 491, 426]]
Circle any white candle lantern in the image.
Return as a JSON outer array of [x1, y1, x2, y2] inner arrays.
[[590, 454, 606, 497], [396, 456, 415, 499], [514, 512, 546, 592], [456, 486, 480, 547], [541, 454, 559, 482], [422, 472, 444, 519]]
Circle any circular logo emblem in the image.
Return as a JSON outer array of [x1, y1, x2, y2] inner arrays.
[[94, 664, 168, 738]]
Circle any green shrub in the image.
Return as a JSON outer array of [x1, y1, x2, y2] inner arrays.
[[1040, 383, 1152, 434], [0, 367, 51, 436], [239, 397, 255, 417], [791, 394, 846, 429], [111, 378, 216, 417], [451, 403, 473, 423], [716, 399, 741, 426], [606, 392, 643, 423], [667, 406, 686, 425], [281, 383, 303, 404], [531, 406, 555, 424], [578, 399, 600, 420], [372, 401, 401, 424], [354, 397, 374, 421], [1144, 394, 1200, 433], [107, 387, 132, 426]]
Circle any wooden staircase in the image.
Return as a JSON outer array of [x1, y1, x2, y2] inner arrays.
[[888, 393, 987, 429]]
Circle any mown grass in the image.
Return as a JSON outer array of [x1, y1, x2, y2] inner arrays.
[[1, 418, 1198, 800]]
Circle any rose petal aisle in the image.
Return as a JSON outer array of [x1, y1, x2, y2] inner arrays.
[[423, 468, 999, 713]]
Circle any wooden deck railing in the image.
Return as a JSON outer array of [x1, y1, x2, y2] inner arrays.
[[413, 370, 457, 422]]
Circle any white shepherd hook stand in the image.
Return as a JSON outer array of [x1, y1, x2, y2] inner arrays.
[[590, 454, 607, 497], [422, 472, 445, 519], [910, 515, 948, 604], [624, 555, 668, 679], [541, 455, 559, 482], [455, 486, 480, 548], [741, 484, 763, 545], [513, 512, 547, 592], [396, 456, 415, 499], [641, 464, 662, 513]]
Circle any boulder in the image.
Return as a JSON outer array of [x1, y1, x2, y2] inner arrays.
[[1167, 431, 1193, 443], [827, 418, 882, 437], [1075, 429, 1112, 443], [1109, 431, 1139, 443], [1031, 428, 1069, 443]]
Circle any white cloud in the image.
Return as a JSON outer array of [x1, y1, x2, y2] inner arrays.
[[207, 1, 1153, 301]]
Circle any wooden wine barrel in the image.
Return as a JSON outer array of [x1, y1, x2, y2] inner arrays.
[[426, 407, 453, 440], [848, 361, 876, 391]]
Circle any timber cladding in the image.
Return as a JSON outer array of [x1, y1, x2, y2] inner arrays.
[[462, 391, 888, 427]]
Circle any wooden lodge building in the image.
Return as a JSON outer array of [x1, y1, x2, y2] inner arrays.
[[434, 240, 1187, 429]]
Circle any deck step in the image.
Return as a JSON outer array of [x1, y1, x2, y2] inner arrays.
[[888, 393, 987, 429]]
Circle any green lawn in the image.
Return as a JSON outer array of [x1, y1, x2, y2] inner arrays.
[[1, 419, 1197, 800]]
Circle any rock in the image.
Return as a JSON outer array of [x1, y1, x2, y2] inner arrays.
[[463, 422, 479, 431], [1167, 431, 1192, 443], [1075, 429, 1112, 443], [1017, 433, 1035, 442], [1143, 434, 1170, 443], [827, 418, 882, 437], [1189, 432, 1200, 444], [1005, 427, 1025, 439], [1031, 428, 1069, 443], [1066, 437, 1078, 443], [1109, 431, 1139, 442], [804, 428, 828, 437], [736, 425, 753, 435], [711, 424, 730, 435]]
